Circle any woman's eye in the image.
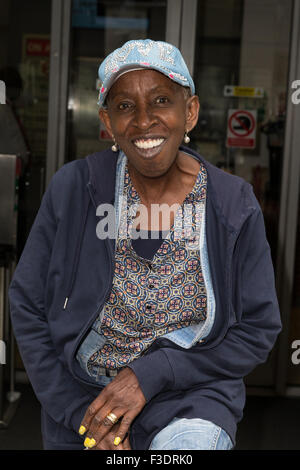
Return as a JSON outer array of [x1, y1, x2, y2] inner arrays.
[[118, 102, 132, 110], [155, 96, 169, 104]]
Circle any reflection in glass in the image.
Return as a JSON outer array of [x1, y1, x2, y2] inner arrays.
[[67, 0, 167, 162], [191, 0, 292, 387], [191, 0, 292, 271], [0, 0, 51, 255]]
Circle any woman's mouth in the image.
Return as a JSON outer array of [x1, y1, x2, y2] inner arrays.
[[132, 137, 166, 158], [134, 138, 165, 149]]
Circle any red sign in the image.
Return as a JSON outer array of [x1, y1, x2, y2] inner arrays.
[[226, 109, 257, 148], [25, 38, 50, 57]]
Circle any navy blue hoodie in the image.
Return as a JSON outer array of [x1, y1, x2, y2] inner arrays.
[[9, 147, 282, 450]]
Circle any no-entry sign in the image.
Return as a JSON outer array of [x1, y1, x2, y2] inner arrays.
[[226, 109, 257, 148]]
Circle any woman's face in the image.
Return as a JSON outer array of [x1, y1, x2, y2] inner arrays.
[[99, 69, 199, 178]]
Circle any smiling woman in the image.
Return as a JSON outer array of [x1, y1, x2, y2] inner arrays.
[[99, 69, 200, 209], [9, 39, 281, 451]]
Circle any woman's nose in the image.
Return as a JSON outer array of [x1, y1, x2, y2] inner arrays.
[[133, 103, 157, 130]]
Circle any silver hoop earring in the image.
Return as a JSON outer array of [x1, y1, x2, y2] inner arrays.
[[183, 132, 190, 144]]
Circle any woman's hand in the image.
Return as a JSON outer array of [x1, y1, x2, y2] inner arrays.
[[79, 367, 146, 449], [89, 423, 131, 450]]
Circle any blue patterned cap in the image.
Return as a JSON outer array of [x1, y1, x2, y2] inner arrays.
[[97, 39, 195, 107]]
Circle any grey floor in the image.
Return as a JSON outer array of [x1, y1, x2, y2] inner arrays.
[[0, 383, 300, 450]]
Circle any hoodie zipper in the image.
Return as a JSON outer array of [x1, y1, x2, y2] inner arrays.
[[69, 239, 115, 388], [65, 181, 116, 384], [63, 190, 91, 311]]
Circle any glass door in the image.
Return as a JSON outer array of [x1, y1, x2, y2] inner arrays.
[[66, 0, 168, 162], [0, 0, 52, 255], [0, 0, 52, 404], [43, 0, 298, 392], [189, 0, 293, 388]]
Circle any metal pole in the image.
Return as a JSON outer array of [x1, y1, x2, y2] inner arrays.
[[45, 0, 72, 188], [0, 267, 5, 424], [166, 0, 183, 48], [6, 258, 19, 404], [180, 0, 198, 76]]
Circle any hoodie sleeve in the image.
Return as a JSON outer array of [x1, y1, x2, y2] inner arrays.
[[128, 197, 282, 402], [9, 170, 96, 434]]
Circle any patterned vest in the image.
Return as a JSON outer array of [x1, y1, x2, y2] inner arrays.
[[87, 161, 208, 371]]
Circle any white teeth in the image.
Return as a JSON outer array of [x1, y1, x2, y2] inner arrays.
[[134, 138, 164, 149]]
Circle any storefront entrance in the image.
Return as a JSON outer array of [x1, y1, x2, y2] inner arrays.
[[1, 0, 300, 398]]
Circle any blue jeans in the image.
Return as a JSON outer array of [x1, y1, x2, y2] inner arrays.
[[149, 417, 233, 450]]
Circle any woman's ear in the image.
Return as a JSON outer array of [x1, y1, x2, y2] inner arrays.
[[99, 108, 113, 137], [185, 95, 200, 133]]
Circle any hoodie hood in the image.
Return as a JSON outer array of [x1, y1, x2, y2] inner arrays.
[[86, 148, 118, 207]]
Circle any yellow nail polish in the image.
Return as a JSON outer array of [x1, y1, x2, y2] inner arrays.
[[114, 436, 121, 446], [79, 425, 86, 435], [88, 438, 96, 448], [84, 437, 91, 447]]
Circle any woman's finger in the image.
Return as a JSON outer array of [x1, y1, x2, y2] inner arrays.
[[79, 367, 146, 444], [122, 435, 131, 450], [85, 407, 126, 448], [90, 424, 125, 450], [92, 439, 125, 450], [79, 391, 108, 434], [112, 412, 135, 448]]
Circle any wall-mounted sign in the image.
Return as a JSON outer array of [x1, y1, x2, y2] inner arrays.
[[24, 37, 50, 57], [224, 86, 264, 98], [226, 109, 257, 149]]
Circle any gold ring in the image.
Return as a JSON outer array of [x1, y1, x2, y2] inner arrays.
[[106, 412, 118, 424]]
